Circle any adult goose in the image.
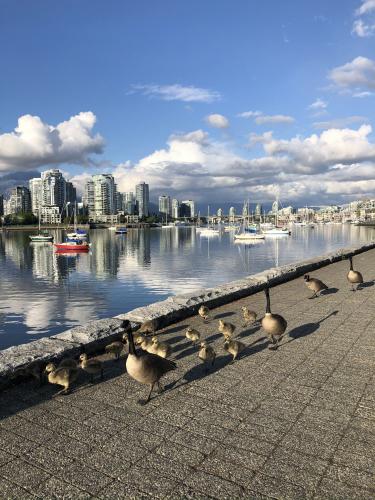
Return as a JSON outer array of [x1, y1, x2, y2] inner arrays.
[[125, 323, 177, 404], [261, 287, 287, 350], [347, 256, 363, 291]]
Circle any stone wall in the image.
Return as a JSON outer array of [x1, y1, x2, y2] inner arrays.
[[1, 241, 374, 388]]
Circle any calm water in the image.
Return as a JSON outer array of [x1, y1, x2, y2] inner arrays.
[[0, 225, 374, 349]]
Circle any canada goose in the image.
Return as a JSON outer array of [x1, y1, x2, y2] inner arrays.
[[304, 275, 328, 298], [261, 288, 288, 350], [123, 331, 142, 345], [241, 307, 257, 327], [137, 319, 158, 336], [198, 341, 216, 373], [185, 327, 201, 344], [136, 336, 154, 353], [105, 340, 124, 360], [347, 256, 363, 291], [45, 363, 78, 395], [218, 320, 236, 340], [58, 358, 78, 369], [223, 339, 245, 362], [125, 326, 177, 404], [198, 305, 210, 322], [79, 354, 103, 383], [149, 337, 172, 358]]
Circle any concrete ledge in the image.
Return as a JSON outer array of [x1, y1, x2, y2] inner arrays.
[[1, 241, 374, 388]]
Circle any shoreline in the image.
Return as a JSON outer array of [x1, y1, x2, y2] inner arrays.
[[1, 240, 374, 388]]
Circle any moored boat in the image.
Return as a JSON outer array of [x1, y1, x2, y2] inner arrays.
[[115, 227, 127, 234], [54, 239, 90, 252]]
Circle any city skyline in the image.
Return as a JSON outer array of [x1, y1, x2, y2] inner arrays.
[[0, 1, 375, 205]]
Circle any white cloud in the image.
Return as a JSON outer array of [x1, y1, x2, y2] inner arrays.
[[313, 116, 367, 129], [237, 110, 262, 118], [237, 110, 294, 125], [355, 0, 375, 16], [352, 19, 375, 37], [255, 114, 295, 125], [129, 83, 221, 103], [353, 91, 374, 97], [328, 56, 375, 91], [205, 113, 229, 129], [308, 98, 328, 110], [0, 112, 104, 174], [112, 125, 375, 205]]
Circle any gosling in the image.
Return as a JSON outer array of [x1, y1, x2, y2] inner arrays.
[[304, 275, 328, 298], [79, 354, 103, 383], [223, 339, 245, 362], [218, 320, 236, 340], [126, 327, 177, 404], [185, 327, 201, 344], [136, 336, 154, 353], [149, 337, 172, 359], [198, 305, 210, 322], [45, 363, 78, 395], [137, 319, 158, 336], [347, 256, 363, 291], [105, 340, 125, 360], [261, 287, 288, 350], [198, 341, 216, 373], [241, 307, 257, 327]]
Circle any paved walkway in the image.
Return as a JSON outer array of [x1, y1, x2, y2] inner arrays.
[[1, 249, 375, 499]]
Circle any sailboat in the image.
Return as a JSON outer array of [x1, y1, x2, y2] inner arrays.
[[66, 203, 88, 240], [262, 197, 291, 236], [234, 201, 265, 240], [199, 206, 220, 236], [29, 209, 54, 242]]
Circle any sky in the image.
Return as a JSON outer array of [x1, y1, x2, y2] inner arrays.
[[0, 0, 375, 206]]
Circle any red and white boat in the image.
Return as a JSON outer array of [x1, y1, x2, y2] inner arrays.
[[54, 239, 90, 252]]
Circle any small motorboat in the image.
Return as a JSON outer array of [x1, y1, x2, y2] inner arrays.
[[54, 239, 90, 252], [29, 231, 54, 243]]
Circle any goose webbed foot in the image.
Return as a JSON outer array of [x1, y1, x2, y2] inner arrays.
[[137, 398, 150, 406]]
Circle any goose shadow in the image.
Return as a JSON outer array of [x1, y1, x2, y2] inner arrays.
[[205, 332, 222, 343], [161, 334, 185, 345], [181, 355, 230, 384], [358, 280, 375, 290], [237, 324, 261, 339], [174, 343, 200, 360], [160, 324, 189, 335], [214, 311, 236, 319], [282, 310, 339, 344], [320, 287, 339, 296]]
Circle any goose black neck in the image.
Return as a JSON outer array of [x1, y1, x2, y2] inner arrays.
[[349, 257, 353, 271], [265, 288, 271, 313], [127, 329, 137, 357]]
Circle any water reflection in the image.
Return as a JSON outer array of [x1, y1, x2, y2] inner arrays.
[[0, 224, 374, 349]]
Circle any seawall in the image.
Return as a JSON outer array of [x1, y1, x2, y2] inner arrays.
[[1, 240, 374, 388]]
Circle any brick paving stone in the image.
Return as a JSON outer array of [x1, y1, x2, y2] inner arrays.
[[62, 462, 113, 495], [183, 470, 246, 499], [249, 472, 309, 499], [315, 477, 375, 500], [23, 445, 75, 475], [0, 477, 36, 499], [0, 458, 50, 489], [98, 479, 151, 499], [33, 476, 93, 499]]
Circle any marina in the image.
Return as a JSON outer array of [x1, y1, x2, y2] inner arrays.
[[0, 223, 373, 350]]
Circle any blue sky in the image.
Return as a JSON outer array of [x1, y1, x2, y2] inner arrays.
[[1, 0, 375, 205]]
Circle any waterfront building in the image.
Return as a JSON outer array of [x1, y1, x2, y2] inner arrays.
[[0, 194, 3, 217], [29, 178, 43, 216], [217, 208, 223, 218], [116, 192, 124, 213], [40, 205, 62, 225], [124, 192, 135, 215], [92, 174, 117, 219], [159, 195, 171, 216], [229, 206, 236, 218], [82, 180, 95, 216], [41, 169, 66, 209], [255, 203, 262, 218], [172, 198, 180, 219], [7, 186, 32, 214], [181, 200, 195, 218], [135, 182, 149, 218], [271, 200, 279, 214], [242, 202, 248, 217]]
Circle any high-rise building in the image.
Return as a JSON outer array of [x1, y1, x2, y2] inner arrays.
[[7, 186, 32, 214], [180, 200, 195, 218], [83, 180, 95, 215], [92, 174, 117, 217], [29, 178, 43, 216], [0, 194, 3, 217], [272, 200, 279, 213], [255, 203, 262, 217], [158, 195, 171, 216], [229, 206, 236, 218], [217, 208, 223, 218], [116, 192, 124, 213], [124, 192, 135, 215], [171, 199, 179, 219], [135, 182, 149, 218], [41, 169, 66, 209]]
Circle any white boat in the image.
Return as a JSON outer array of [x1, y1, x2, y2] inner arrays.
[[108, 226, 117, 231], [234, 232, 265, 240], [29, 209, 53, 242], [234, 203, 265, 240], [263, 227, 290, 236], [199, 205, 221, 236], [66, 205, 88, 240]]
